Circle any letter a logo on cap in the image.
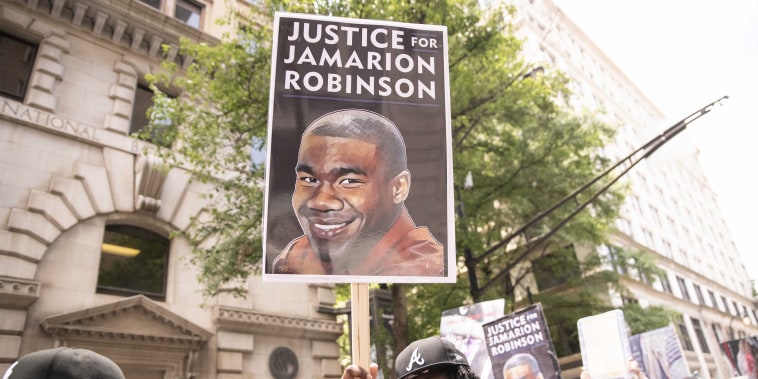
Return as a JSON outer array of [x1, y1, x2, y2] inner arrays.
[[405, 348, 425, 371], [3, 362, 18, 379]]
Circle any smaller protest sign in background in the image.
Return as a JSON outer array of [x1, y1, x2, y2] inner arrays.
[[577, 310, 631, 379], [483, 303, 561, 379], [441, 299, 506, 379], [629, 325, 690, 379]]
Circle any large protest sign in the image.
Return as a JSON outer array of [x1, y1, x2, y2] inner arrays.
[[262, 12, 454, 284], [721, 336, 758, 379], [441, 299, 506, 379], [577, 310, 631, 379], [628, 325, 690, 379], [483, 303, 561, 379]]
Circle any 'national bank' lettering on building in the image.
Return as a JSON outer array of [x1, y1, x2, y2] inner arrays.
[[1, 99, 100, 142]]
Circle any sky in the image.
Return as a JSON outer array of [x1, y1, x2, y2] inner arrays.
[[550, 0, 758, 284]]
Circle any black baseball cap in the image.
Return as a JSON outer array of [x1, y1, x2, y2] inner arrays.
[[3, 347, 125, 379], [394, 336, 470, 379]]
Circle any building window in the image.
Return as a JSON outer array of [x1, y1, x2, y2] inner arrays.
[[616, 218, 632, 236], [131, 83, 175, 147], [691, 319, 710, 353], [0, 31, 37, 101], [138, 0, 202, 29], [237, 25, 258, 54], [722, 296, 730, 314], [97, 224, 169, 300], [658, 274, 672, 294], [531, 245, 581, 290], [635, 261, 652, 285], [661, 240, 673, 258], [711, 324, 723, 343], [693, 284, 705, 305], [622, 296, 638, 306], [676, 318, 694, 351], [676, 276, 691, 301], [131, 84, 153, 135], [642, 228, 656, 249], [743, 306, 751, 323], [605, 244, 627, 275], [138, 0, 161, 9], [708, 290, 718, 309], [176, 0, 203, 29]]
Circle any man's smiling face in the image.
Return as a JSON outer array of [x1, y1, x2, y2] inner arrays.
[[292, 134, 399, 264]]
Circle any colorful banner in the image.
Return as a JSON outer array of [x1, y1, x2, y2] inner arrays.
[[629, 325, 690, 379], [441, 299, 506, 379], [721, 337, 758, 379], [262, 12, 453, 283], [484, 303, 562, 379]]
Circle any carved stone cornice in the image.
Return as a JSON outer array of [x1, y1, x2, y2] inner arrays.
[[0, 275, 40, 308], [7, 0, 219, 63], [217, 306, 344, 340], [41, 324, 207, 346]]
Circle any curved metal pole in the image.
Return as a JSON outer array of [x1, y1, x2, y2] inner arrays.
[[467, 96, 729, 300]]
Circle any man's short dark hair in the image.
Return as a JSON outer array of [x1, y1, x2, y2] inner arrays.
[[304, 109, 408, 176]]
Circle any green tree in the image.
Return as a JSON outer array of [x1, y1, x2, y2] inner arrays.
[[338, 0, 627, 363], [142, 14, 272, 297], [622, 303, 679, 336], [140, 0, 663, 369]]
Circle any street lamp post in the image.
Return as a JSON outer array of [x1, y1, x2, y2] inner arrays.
[[728, 311, 751, 340]]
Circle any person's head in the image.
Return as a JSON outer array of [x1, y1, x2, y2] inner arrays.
[[502, 353, 543, 379], [292, 109, 411, 266], [3, 347, 125, 379], [394, 336, 478, 379]]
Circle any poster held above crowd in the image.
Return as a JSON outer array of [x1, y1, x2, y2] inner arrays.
[[261, 10, 454, 369], [577, 310, 631, 379], [262, 12, 454, 284], [628, 325, 690, 379]]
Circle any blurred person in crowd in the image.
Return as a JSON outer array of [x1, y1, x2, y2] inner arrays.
[[343, 336, 478, 379]]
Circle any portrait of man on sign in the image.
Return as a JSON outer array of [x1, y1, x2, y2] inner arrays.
[[503, 353, 544, 379], [272, 109, 444, 276]]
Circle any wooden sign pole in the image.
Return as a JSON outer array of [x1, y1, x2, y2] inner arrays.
[[351, 283, 371, 368]]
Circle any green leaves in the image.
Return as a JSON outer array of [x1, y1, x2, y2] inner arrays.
[[138, 13, 274, 297], [137, 0, 661, 358], [622, 303, 679, 336]]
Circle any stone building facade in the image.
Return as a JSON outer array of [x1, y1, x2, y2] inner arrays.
[[5, 0, 757, 379], [511, 1, 758, 378], [0, 1, 343, 378]]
